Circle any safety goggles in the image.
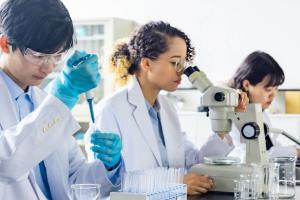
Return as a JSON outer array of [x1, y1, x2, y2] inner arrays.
[[23, 48, 68, 66], [170, 59, 189, 73]]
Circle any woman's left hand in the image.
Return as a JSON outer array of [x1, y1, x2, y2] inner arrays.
[[235, 90, 249, 112]]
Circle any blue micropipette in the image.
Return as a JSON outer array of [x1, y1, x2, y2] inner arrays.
[[85, 91, 95, 123], [73, 53, 96, 123]]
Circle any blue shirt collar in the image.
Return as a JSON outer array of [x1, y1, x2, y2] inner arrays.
[[0, 69, 33, 101], [145, 99, 161, 120], [145, 99, 160, 112]]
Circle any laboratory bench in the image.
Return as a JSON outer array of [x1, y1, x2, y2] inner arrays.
[[188, 192, 234, 200], [187, 186, 300, 200]]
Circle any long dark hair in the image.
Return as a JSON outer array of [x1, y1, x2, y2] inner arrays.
[[230, 51, 285, 90]]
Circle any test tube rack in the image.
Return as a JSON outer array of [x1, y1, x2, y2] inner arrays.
[[110, 184, 187, 200]]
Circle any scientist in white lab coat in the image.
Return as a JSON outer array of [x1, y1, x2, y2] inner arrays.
[[0, 0, 123, 199], [227, 51, 300, 162], [85, 21, 248, 195]]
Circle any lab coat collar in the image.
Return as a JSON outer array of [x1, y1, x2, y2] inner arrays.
[[0, 70, 38, 111], [0, 69, 25, 101], [0, 74, 19, 130], [127, 77, 163, 166], [0, 71, 47, 130]]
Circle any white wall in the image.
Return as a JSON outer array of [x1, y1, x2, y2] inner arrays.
[[63, 0, 300, 89], [0, 0, 297, 88]]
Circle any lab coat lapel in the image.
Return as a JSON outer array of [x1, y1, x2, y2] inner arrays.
[[31, 87, 47, 106], [158, 96, 185, 168], [0, 76, 19, 129], [43, 153, 69, 200], [28, 172, 48, 200], [127, 77, 163, 166], [32, 88, 69, 199]]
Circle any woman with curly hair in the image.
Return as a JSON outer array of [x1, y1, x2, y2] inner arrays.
[[85, 21, 247, 195]]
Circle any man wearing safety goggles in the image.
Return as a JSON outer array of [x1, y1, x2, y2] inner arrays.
[[0, 0, 122, 200]]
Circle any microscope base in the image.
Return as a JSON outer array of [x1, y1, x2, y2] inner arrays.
[[189, 164, 253, 192]]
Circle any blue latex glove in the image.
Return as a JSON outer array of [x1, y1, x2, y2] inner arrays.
[[90, 130, 122, 170], [46, 50, 100, 109]]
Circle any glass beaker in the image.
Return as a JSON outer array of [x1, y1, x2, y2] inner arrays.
[[234, 174, 259, 200], [252, 163, 280, 199], [71, 184, 101, 200], [270, 157, 296, 199]]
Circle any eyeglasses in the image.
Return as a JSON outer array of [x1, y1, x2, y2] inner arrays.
[[170, 59, 189, 73], [23, 48, 68, 66]]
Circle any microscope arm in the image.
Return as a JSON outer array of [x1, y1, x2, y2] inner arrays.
[[269, 128, 300, 146]]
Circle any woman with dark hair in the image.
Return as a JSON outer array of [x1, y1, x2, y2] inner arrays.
[[228, 51, 300, 161], [85, 21, 248, 195]]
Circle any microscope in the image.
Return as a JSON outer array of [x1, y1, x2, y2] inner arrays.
[[184, 66, 269, 192]]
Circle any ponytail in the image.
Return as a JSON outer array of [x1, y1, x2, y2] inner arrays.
[[109, 40, 133, 89]]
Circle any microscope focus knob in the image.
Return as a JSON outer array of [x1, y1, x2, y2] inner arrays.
[[214, 92, 225, 102], [241, 122, 260, 139]]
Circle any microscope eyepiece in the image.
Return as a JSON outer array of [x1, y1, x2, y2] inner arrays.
[[192, 66, 200, 72], [183, 66, 195, 77]]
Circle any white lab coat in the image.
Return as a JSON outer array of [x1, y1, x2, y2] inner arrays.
[[0, 75, 120, 200], [85, 77, 233, 171], [228, 112, 297, 162]]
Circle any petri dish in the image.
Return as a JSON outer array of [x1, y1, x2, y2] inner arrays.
[[204, 156, 241, 165]]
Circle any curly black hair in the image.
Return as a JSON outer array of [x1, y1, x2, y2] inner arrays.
[[112, 21, 195, 75]]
